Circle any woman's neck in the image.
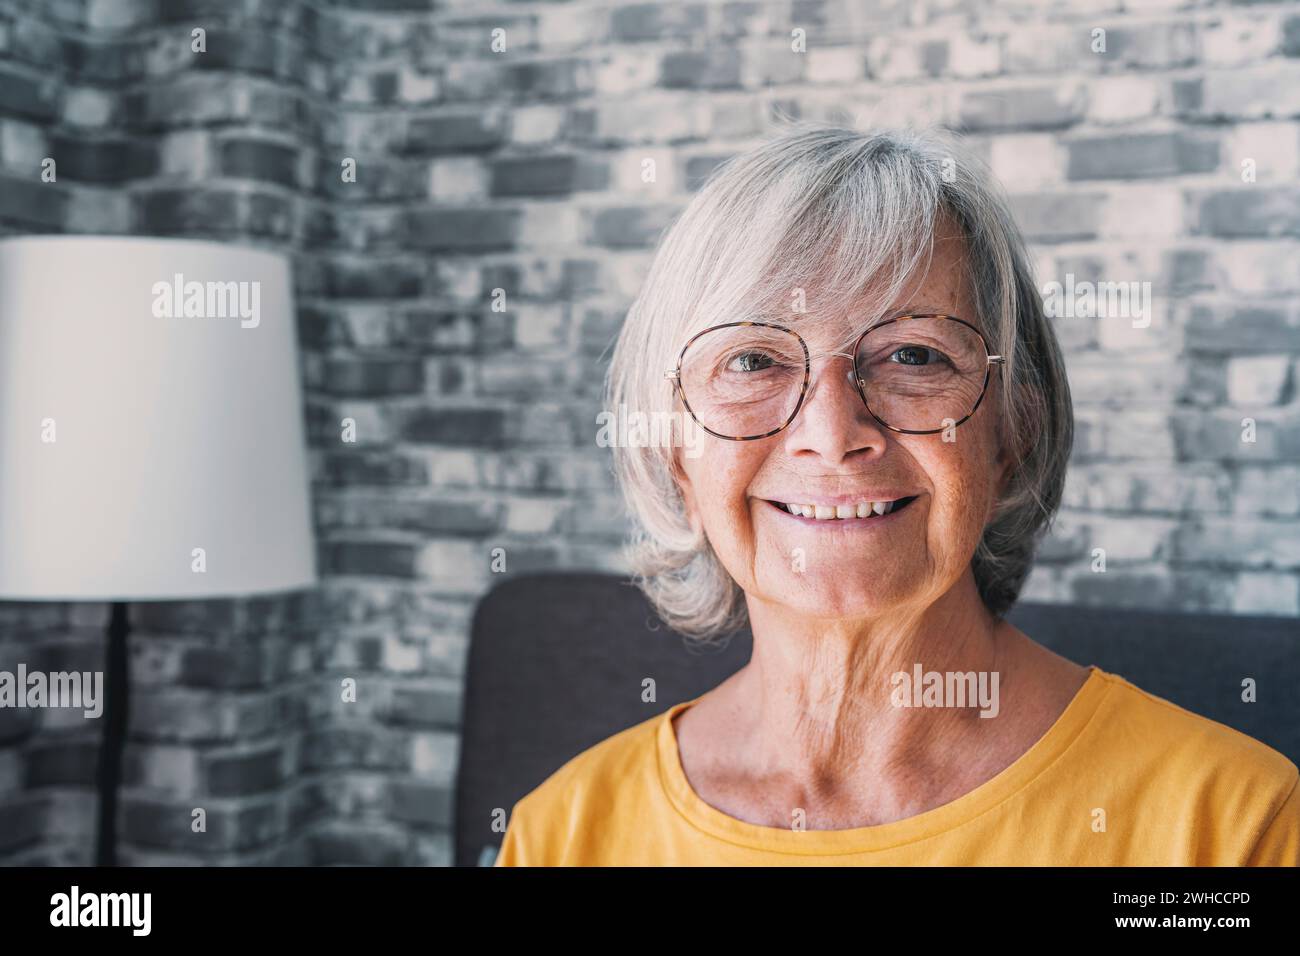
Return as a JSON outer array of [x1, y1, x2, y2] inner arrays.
[[675, 571, 1078, 828]]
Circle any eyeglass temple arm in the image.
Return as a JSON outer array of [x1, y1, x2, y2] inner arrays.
[[671, 356, 1004, 374]]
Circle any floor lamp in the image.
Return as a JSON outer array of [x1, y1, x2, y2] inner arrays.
[[0, 236, 317, 865]]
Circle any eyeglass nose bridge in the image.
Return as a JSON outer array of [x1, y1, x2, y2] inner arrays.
[[799, 350, 864, 398]]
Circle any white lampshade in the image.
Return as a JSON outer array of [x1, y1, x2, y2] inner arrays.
[[0, 236, 316, 600]]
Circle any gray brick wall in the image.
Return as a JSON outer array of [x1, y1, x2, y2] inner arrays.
[[0, 0, 1298, 866]]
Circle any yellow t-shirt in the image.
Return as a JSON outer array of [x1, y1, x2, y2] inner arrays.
[[496, 665, 1300, 866]]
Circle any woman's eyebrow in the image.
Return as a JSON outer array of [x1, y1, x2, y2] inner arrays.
[[880, 303, 955, 318], [843, 306, 948, 338]]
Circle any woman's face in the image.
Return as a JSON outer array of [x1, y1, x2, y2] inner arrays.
[[674, 236, 1010, 622]]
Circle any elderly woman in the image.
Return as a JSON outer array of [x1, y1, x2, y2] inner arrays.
[[497, 125, 1299, 866]]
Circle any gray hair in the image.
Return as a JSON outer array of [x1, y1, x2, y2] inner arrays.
[[605, 123, 1073, 641]]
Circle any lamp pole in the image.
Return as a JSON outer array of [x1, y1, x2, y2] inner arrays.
[[95, 601, 129, 866]]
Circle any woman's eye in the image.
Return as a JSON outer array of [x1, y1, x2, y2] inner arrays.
[[890, 345, 944, 367], [727, 351, 776, 372]]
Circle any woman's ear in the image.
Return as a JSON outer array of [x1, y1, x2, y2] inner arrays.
[[993, 411, 1017, 489], [994, 376, 1043, 498], [994, 446, 1015, 500], [670, 450, 705, 538]]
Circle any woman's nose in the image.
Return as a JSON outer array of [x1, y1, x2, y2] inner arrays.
[[783, 355, 887, 464]]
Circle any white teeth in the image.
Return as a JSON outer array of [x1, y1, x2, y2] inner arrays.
[[779, 499, 901, 520]]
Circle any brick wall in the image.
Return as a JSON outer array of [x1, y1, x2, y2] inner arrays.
[[1, 0, 1297, 865]]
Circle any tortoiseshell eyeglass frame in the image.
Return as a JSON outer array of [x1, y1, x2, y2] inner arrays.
[[663, 314, 1006, 441]]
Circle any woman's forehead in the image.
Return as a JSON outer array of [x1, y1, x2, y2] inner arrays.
[[764, 244, 972, 325], [679, 229, 980, 347], [772, 297, 977, 345]]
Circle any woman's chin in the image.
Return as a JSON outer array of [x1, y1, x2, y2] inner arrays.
[[760, 571, 915, 621]]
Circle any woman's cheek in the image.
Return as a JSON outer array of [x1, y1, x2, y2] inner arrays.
[[926, 447, 998, 572], [688, 475, 752, 583]]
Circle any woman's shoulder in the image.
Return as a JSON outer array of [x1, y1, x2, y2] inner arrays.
[[1090, 667, 1298, 787], [522, 705, 668, 805], [1084, 668, 1299, 863], [497, 702, 679, 864]]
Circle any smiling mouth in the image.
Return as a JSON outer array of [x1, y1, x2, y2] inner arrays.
[[765, 495, 920, 521]]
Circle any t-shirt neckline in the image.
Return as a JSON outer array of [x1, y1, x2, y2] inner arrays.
[[655, 664, 1111, 855]]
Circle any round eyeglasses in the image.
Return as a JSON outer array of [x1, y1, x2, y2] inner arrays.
[[665, 314, 1005, 441]]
